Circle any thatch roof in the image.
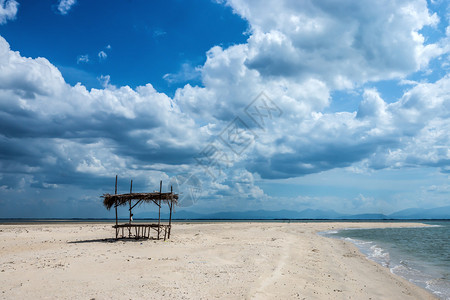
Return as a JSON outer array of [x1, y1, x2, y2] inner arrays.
[[102, 192, 178, 210]]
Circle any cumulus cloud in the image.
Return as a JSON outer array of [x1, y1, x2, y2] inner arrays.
[[170, 0, 450, 182], [0, 0, 18, 25], [247, 75, 450, 179], [0, 37, 65, 98], [175, 43, 330, 126], [1, 0, 449, 216], [356, 89, 388, 120], [57, 0, 76, 15], [0, 36, 204, 195], [223, 0, 443, 88], [174, 0, 448, 128]]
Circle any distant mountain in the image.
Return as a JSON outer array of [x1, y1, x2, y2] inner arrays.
[[338, 213, 389, 220], [135, 208, 344, 219], [296, 209, 342, 219], [134, 209, 341, 220], [388, 206, 450, 219], [133, 206, 450, 220]]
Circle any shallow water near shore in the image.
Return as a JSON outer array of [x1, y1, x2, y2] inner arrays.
[[324, 221, 450, 299]]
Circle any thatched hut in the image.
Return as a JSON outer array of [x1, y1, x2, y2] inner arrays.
[[102, 176, 178, 240]]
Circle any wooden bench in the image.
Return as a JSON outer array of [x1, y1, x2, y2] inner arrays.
[[113, 224, 171, 240]]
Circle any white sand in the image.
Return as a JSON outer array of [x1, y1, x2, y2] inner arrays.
[[0, 222, 437, 299]]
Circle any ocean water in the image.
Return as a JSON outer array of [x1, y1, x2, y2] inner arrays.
[[325, 221, 450, 299]]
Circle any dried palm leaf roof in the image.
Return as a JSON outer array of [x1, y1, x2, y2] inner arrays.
[[102, 192, 178, 210]]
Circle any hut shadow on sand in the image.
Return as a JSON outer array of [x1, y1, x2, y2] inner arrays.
[[68, 237, 161, 244], [102, 175, 178, 241]]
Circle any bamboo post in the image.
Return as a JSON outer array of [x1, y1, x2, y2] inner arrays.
[[168, 185, 173, 239], [129, 180, 133, 223], [158, 180, 162, 239], [115, 175, 118, 239], [129, 179, 133, 238]]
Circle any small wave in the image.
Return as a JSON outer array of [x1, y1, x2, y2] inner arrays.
[[367, 244, 390, 267], [426, 278, 450, 300], [340, 237, 391, 267], [390, 261, 450, 299], [390, 263, 420, 277], [344, 237, 372, 246], [317, 229, 343, 237], [347, 240, 448, 298], [323, 224, 450, 300]]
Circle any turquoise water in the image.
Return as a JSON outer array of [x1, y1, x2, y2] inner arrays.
[[326, 221, 450, 299]]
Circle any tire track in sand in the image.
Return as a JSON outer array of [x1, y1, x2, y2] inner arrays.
[[250, 234, 294, 299]]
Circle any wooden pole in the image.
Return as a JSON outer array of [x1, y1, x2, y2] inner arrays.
[[158, 180, 162, 239], [168, 185, 173, 239], [129, 179, 133, 238], [115, 175, 118, 239], [129, 180, 133, 224]]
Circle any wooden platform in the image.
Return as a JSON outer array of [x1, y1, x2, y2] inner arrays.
[[113, 224, 171, 240]]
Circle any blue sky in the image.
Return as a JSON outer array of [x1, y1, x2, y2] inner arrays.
[[0, 0, 247, 94], [0, 0, 449, 218]]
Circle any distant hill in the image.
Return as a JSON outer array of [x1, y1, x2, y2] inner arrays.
[[134, 208, 342, 220], [133, 205, 450, 220], [388, 206, 450, 219], [337, 213, 390, 220]]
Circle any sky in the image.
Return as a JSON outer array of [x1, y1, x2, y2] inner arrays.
[[0, 0, 449, 218]]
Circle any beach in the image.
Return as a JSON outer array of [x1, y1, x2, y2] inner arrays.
[[0, 222, 437, 299]]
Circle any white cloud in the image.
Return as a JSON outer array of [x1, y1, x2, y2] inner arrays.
[[153, 29, 166, 38], [247, 75, 450, 179], [0, 0, 18, 25], [57, 0, 76, 15], [0, 36, 65, 97], [1, 0, 450, 215], [0, 36, 204, 193], [356, 89, 388, 120], [168, 0, 450, 182], [97, 74, 110, 88], [173, 0, 448, 130], [76, 54, 89, 64], [222, 0, 445, 88], [175, 44, 330, 125], [163, 63, 201, 84], [98, 50, 107, 61]]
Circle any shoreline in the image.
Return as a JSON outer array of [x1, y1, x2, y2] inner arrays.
[[0, 222, 437, 299], [321, 223, 448, 299]]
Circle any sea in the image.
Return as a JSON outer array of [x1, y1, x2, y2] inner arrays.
[[323, 221, 450, 300]]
